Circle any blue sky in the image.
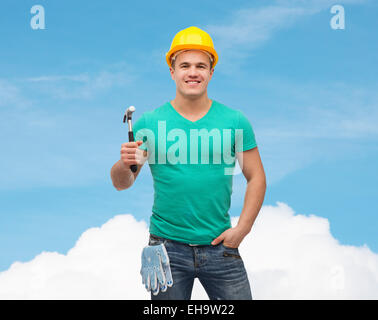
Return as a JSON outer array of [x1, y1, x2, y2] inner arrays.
[[0, 0, 377, 272]]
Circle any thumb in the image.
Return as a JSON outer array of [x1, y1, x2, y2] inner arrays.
[[136, 140, 143, 145], [211, 233, 225, 245]]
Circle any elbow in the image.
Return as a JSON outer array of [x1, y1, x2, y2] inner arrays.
[[111, 178, 126, 191], [114, 184, 129, 191], [248, 173, 266, 188], [113, 181, 133, 191], [110, 166, 135, 191], [110, 172, 127, 191], [113, 183, 122, 191]]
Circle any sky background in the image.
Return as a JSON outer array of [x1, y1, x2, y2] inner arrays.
[[0, 0, 377, 298]]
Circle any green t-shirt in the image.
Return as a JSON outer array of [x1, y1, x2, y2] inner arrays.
[[132, 100, 257, 244]]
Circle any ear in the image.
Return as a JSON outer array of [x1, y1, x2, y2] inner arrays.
[[209, 67, 214, 78], [169, 67, 175, 79]]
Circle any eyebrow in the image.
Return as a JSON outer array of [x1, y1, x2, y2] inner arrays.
[[179, 62, 208, 67]]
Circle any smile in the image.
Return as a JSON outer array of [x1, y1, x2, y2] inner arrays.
[[185, 80, 201, 85]]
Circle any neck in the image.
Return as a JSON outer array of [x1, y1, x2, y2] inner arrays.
[[171, 93, 212, 114]]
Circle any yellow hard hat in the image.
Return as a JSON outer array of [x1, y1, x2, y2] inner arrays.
[[166, 26, 218, 68]]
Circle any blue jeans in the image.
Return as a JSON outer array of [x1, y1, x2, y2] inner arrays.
[[148, 234, 252, 300]]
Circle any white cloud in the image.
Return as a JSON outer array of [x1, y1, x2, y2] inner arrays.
[[243, 202, 378, 299], [0, 203, 377, 300], [0, 214, 149, 299]]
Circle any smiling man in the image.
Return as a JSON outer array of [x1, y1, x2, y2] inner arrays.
[[110, 26, 266, 300]]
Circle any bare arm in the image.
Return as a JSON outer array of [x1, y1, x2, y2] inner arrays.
[[111, 160, 135, 190], [236, 146, 267, 234], [110, 141, 146, 191], [211, 147, 266, 247]]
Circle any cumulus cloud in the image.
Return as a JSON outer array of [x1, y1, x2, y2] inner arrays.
[[243, 202, 378, 299], [0, 202, 377, 299]]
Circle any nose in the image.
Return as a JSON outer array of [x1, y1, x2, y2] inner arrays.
[[187, 65, 199, 77]]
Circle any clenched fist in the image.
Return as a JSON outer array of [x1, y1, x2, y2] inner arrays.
[[120, 141, 148, 170]]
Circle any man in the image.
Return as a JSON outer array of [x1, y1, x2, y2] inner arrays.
[[110, 26, 266, 300]]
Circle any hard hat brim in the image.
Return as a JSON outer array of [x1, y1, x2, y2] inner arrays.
[[166, 44, 218, 68]]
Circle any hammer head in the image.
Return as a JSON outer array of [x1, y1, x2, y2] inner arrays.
[[123, 106, 136, 123]]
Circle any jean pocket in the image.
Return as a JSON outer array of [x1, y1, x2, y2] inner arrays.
[[221, 242, 239, 250], [223, 251, 242, 259], [221, 243, 242, 259]]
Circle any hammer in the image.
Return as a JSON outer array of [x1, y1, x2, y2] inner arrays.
[[123, 106, 138, 173]]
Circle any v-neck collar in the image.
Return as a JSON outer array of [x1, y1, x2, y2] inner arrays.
[[168, 100, 215, 125]]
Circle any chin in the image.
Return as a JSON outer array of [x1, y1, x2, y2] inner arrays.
[[179, 89, 205, 98], [183, 93, 204, 100]]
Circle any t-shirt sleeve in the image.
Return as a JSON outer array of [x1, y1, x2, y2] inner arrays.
[[132, 113, 148, 151], [235, 110, 257, 152]]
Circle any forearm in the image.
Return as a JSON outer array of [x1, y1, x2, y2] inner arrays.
[[110, 160, 135, 191], [237, 176, 266, 234]]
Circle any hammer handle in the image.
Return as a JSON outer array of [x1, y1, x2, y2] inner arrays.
[[128, 131, 138, 172]]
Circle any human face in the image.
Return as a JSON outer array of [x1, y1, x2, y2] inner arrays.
[[170, 50, 214, 99]]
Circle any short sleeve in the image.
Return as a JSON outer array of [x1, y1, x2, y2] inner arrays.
[[132, 113, 148, 151], [235, 110, 257, 152]]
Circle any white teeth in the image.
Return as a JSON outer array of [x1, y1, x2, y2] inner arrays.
[[187, 81, 199, 83]]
